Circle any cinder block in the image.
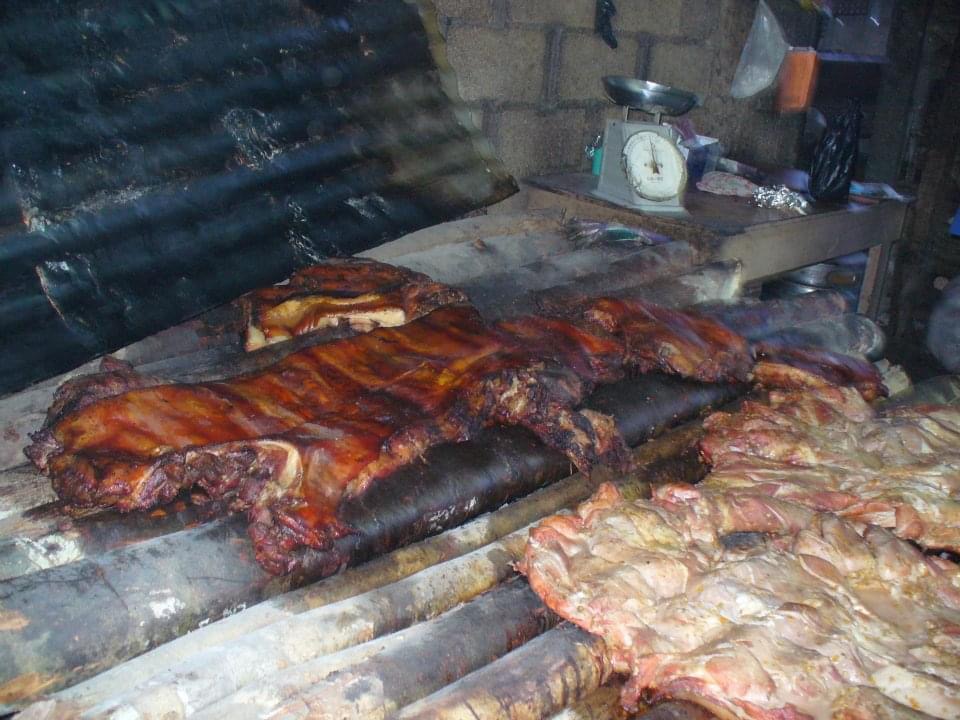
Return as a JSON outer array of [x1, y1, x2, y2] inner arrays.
[[648, 42, 714, 95], [678, 0, 722, 39], [446, 26, 547, 102], [434, 0, 494, 23], [616, 0, 682, 36], [509, 0, 594, 27], [559, 33, 639, 101], [493, 108, 587, 178]]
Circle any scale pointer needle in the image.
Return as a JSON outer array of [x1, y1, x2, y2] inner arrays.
[[649, 140, 661, 175]]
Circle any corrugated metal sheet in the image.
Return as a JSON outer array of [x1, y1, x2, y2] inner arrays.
[[0, 0, 516, 395]]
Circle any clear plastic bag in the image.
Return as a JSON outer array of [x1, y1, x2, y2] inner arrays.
[[730, 0, 790, 99]]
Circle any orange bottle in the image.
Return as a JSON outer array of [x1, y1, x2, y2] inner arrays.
[[777, 48, 820, 113]]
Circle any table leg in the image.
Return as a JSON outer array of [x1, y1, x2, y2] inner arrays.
[[858, 241, 891, 318]]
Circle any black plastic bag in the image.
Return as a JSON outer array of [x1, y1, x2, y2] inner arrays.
[[595, 0, 617, 49], [809, 103, 862, 202]]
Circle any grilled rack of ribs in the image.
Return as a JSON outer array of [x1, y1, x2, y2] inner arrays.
[[20, 307, 609, 572], [582, 298, 754, 383], [753, 341, 888, 402], [27, 295, 758, 574], [520, 482, 960, 720], [699, 368, 960, 552], [239, 258, 467, 351]]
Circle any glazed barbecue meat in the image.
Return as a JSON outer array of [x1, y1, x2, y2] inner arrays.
[[239, 258, 467, 351], [27, 305, 638, 573], [753, 342, 888, 402], [520, 482, 960, 720], [27, 289, 807, 574], [699, 373, 960, 551], [582, 298, 753, 384]]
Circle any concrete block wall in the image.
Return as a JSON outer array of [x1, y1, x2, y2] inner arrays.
[[434, 0, 818, 179]]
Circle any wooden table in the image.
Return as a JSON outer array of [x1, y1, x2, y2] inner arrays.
[[524, 173, 910, 318]]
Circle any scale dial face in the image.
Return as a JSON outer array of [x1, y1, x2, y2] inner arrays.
[[621, 130, 687, 202]]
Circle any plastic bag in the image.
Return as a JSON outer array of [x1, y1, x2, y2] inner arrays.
[[595, 0, 617, 49], [730, 0, 789, 98], [808, 103, 862, 202]]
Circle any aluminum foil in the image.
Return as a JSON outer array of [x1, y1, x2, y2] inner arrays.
[[753, 185, 811, 214]]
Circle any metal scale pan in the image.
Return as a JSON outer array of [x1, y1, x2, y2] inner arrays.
[[594, 77, 701, 215]]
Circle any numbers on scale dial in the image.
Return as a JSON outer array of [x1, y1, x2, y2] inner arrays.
[[621, 131, 687, 202]]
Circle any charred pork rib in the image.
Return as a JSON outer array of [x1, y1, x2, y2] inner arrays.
[[239, 258, 467, 351], [520, 482, 960, 720], [752, 341, 888, 402], [26, 299, 753, 574], [26, 306, 621, 573], [581, 298, 754, 383]]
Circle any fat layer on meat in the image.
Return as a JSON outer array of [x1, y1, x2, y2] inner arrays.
[[239, 258, 468, 351], [520, 482, 960, 720]]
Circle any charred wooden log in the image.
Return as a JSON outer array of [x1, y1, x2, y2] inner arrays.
[[395, 624, 718, 720], [464, 241, 698, 317], [206, 581, 556, 719], [696, 290, 849, 339], [636, 702, 717, 720], [547, 685, 631, 720], [395, 623, 610, 720], [33, 424, 703, 718]]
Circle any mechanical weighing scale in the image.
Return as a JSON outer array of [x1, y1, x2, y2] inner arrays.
[[593, 77, 702, 216]]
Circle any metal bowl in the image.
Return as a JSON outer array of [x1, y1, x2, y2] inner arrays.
[[784, 262, 862, 288], [602, 76, 701, 115]]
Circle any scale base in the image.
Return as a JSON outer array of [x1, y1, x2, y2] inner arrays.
[[590, 185, 691, 217]]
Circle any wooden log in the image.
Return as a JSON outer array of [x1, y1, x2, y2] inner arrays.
[[199, 581, 556, 720], [533, 261, 742, 317], [77, 534, 535, 718], [696, 291, 849, 340], [548, 692, 713, 720], [465, 242, 697, 318], [637, 702, 716, 720], [0, 498, 205, 582], [394, 623, 610, 720], [36, 427, 703, 719], [547, 685, 630, 720], [46, 422, 702, 717], [0, 376, 736, 708]]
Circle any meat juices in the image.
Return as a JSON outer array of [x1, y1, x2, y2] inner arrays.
[[239, 258, 467, 351], [520, 483, 960, 720], [29, 296, 758, 574]]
